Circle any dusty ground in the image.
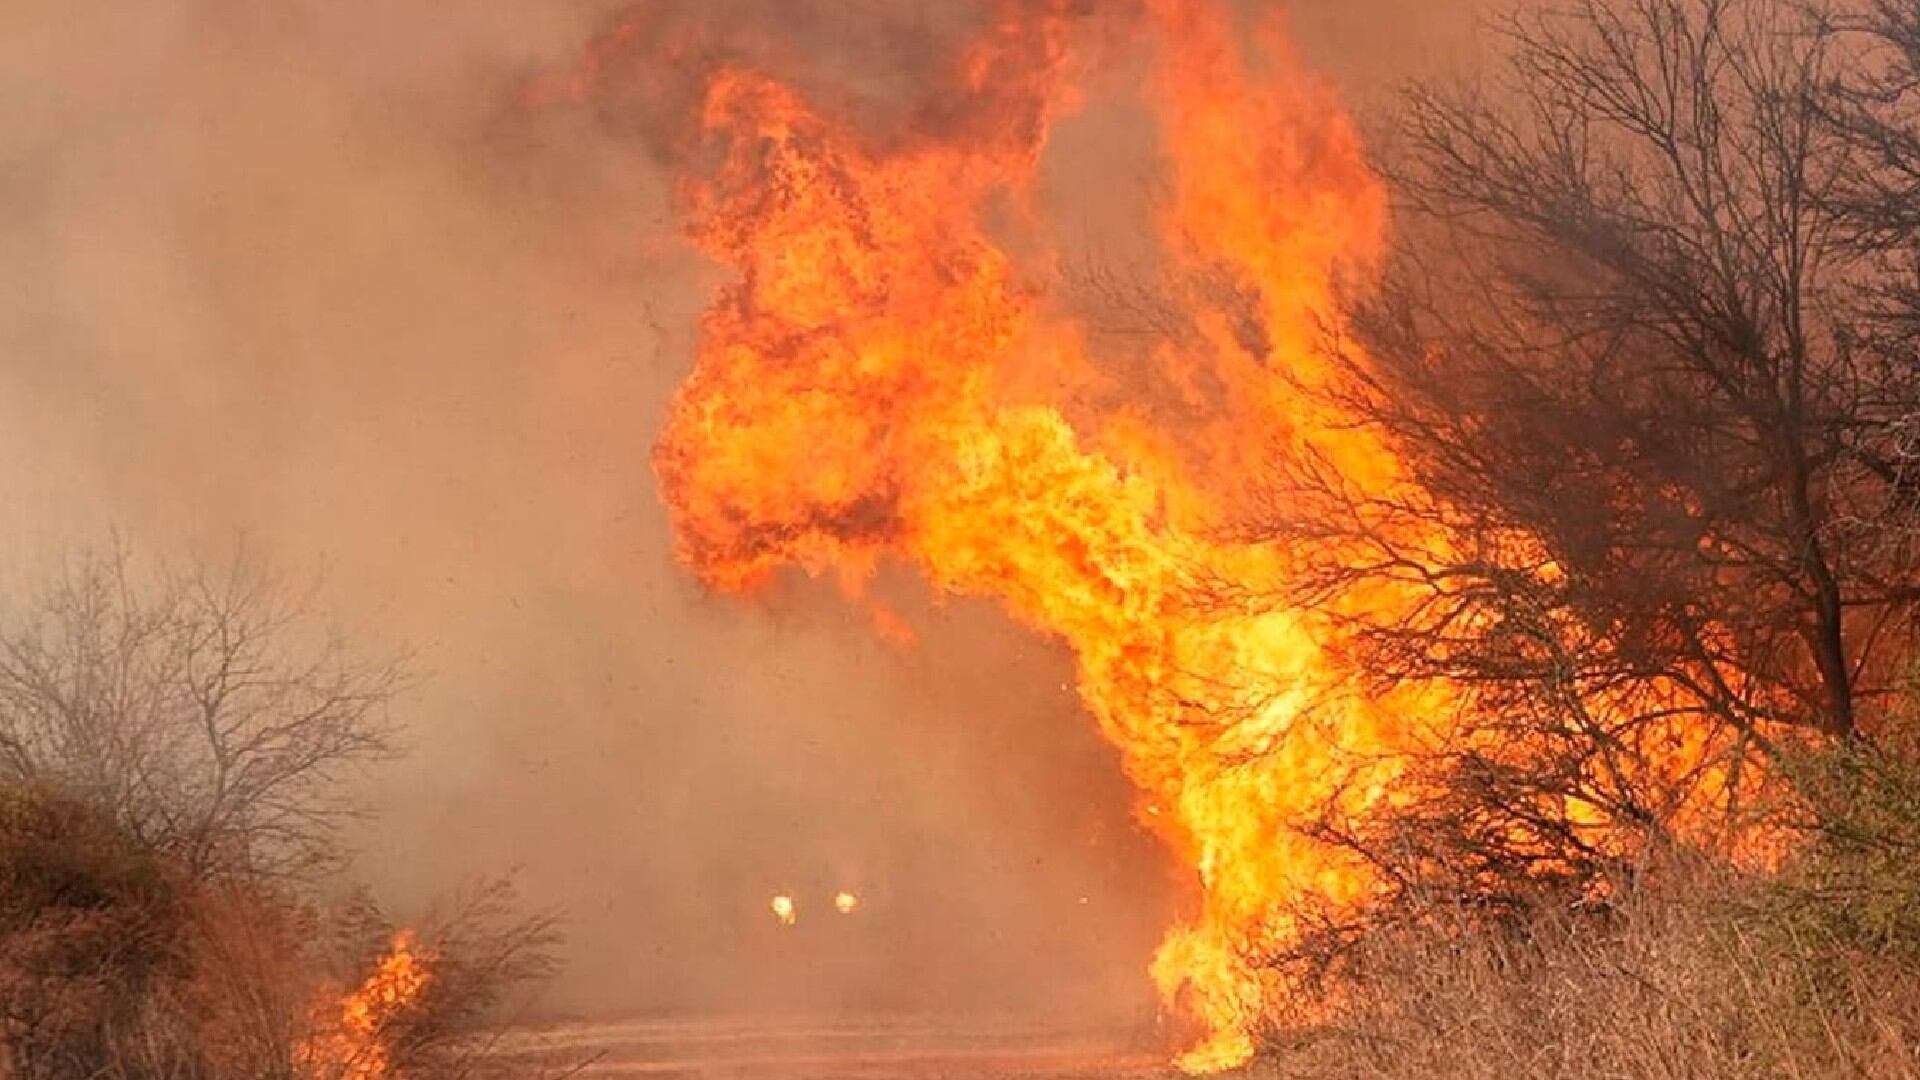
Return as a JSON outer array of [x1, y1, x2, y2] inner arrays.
[[508, 1014, 1180, 1079]]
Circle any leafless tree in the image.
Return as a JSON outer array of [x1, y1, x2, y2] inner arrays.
[[1247, 0, 1920, 903], [0, 545, 402, 881], [1821, 0, 1920, 558]]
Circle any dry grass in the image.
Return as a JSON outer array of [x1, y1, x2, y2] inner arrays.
[[1255, 870, 1920, 1080]]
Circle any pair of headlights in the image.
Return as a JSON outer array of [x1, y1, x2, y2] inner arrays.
[[768, 891, 860, 925]]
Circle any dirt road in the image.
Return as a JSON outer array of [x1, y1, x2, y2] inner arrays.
[[511, 1014, 1178, 1079]]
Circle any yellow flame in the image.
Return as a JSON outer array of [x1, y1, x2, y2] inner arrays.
[[834, 891, 860, 915]]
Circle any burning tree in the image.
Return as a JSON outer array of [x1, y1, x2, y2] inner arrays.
[[613, 0, 1920, 1067], [1260, 0, 1920, 911]]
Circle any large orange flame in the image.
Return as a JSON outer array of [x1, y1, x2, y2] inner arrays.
[[649, 0, 1420, 1070]]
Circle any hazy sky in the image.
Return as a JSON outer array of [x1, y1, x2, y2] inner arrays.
[[0, 0, 1496, 1019]]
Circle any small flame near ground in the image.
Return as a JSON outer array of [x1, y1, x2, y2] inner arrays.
[[834, 891, 860, 915], [298, 930, 433, 1080]]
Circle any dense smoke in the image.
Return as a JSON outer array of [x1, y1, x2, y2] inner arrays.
[[0, 0, 1491, 1026]]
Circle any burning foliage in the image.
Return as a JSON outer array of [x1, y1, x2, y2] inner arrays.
[[11, 0, 1917, 1075], [297, 932, 435, 1080], [573, 0, 1920, 1069], [0, 553, 565, 1080]]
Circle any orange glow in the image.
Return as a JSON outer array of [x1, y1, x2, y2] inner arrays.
[[834, 891, 860, 915], [298, 931, 433, 1080]]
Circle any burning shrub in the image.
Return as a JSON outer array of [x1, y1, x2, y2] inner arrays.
[[0, 549, 567, 1080], [1261, 708, 1920, 1077], [303, 881, 566, 1080]]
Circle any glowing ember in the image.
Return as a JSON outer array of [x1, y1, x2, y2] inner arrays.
[[297, 930, 433, 1080], [770, 894, 798, 926], [834, 891, 860, 915]]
